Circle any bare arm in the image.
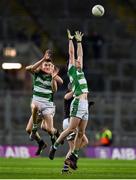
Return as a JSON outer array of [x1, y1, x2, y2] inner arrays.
[[69, 40, 75, 65], [67, 29, 75, 65], [51, 79, 58, 92], [51, 66, 63, 84], [25, 51, 49, 73], [25, 57, 45, 73], [64, 91, 73, 100], [54, 75, 63, 84], [51, 75, 63, 92], [50, 64, 58, 92], [75, 31, 84, 69], [77, 42, 83, 69]]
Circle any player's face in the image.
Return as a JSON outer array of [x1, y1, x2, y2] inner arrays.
[[41, 62, 52, 74], [75, 60, 81, 69]]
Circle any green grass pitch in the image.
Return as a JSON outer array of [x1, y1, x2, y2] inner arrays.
[[0, 157, 136, 179]]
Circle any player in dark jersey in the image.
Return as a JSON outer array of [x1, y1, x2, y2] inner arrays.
[[61, 83, 75, 173]]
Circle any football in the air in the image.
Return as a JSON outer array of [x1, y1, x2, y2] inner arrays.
[[92, 5, 105, 17]]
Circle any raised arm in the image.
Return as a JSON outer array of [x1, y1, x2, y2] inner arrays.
[[75, 31, 84, 69], [25, 58, 45, 73], [67, 29, 75, 65], [25, 51, 50, 73]]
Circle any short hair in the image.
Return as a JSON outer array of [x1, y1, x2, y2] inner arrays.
[[44, 58, 52, 63]]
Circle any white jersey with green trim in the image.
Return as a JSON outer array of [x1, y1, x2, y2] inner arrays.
[[32, 70, 53, 102], [68, 64, 88, 96]]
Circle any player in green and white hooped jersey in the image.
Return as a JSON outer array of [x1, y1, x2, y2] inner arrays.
[[61, 83, 89, 174], [49, 30, 89, 170], [26, 49, 63, 155]]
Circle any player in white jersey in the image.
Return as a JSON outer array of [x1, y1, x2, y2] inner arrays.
[[26, 49, 63, 155], [49, 30, 89, 170]]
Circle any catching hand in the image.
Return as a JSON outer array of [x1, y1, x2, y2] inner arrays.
[[74, 31, 84, 42], [67, 29, 74, 40]]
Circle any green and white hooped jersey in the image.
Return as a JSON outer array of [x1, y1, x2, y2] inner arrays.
[[68, 64, 88, 96], [32, 70, 53, 102]]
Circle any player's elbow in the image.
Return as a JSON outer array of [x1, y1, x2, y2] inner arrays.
[[52, 85, 58, 93], [52, 88, 57, 93], [64, 94, 72, 100], [25, 66, 30, 71], [57, 78, 63, 85], [64, 96, 68, 100], [25, 65, 33, 72], [59, 79, 63, 84]]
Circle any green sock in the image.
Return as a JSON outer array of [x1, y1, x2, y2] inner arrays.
[[53, 142, 59, 149], [73, 149, 79, 158]]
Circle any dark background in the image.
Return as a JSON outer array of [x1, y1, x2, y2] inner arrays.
[[0, 0, 136, 151]]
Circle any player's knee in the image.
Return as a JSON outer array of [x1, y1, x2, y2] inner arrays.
[[26, 127, 31, 134], [41, 124, 46, 131], [77, 130, 84, 138], [45, 127, 50, 133], [45, 127, 52, 134], [67, 126, 76, 133]]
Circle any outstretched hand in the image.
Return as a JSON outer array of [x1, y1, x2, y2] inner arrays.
[[43, 51, 50, 59], [67, 29, 74, 40], [74, 31, 84, 42]]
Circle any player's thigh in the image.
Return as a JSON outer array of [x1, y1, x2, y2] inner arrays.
[[41, 103, 55, 129], [43, 114, 54, 129], [68, 117, 80, 130], [31, 101, 39, 112], [78, 119, 88, 133]]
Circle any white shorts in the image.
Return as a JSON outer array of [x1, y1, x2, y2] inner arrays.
[[63, 118, 69, 130], [31, 99, 55, 117], [70, 98, 88, 121]]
